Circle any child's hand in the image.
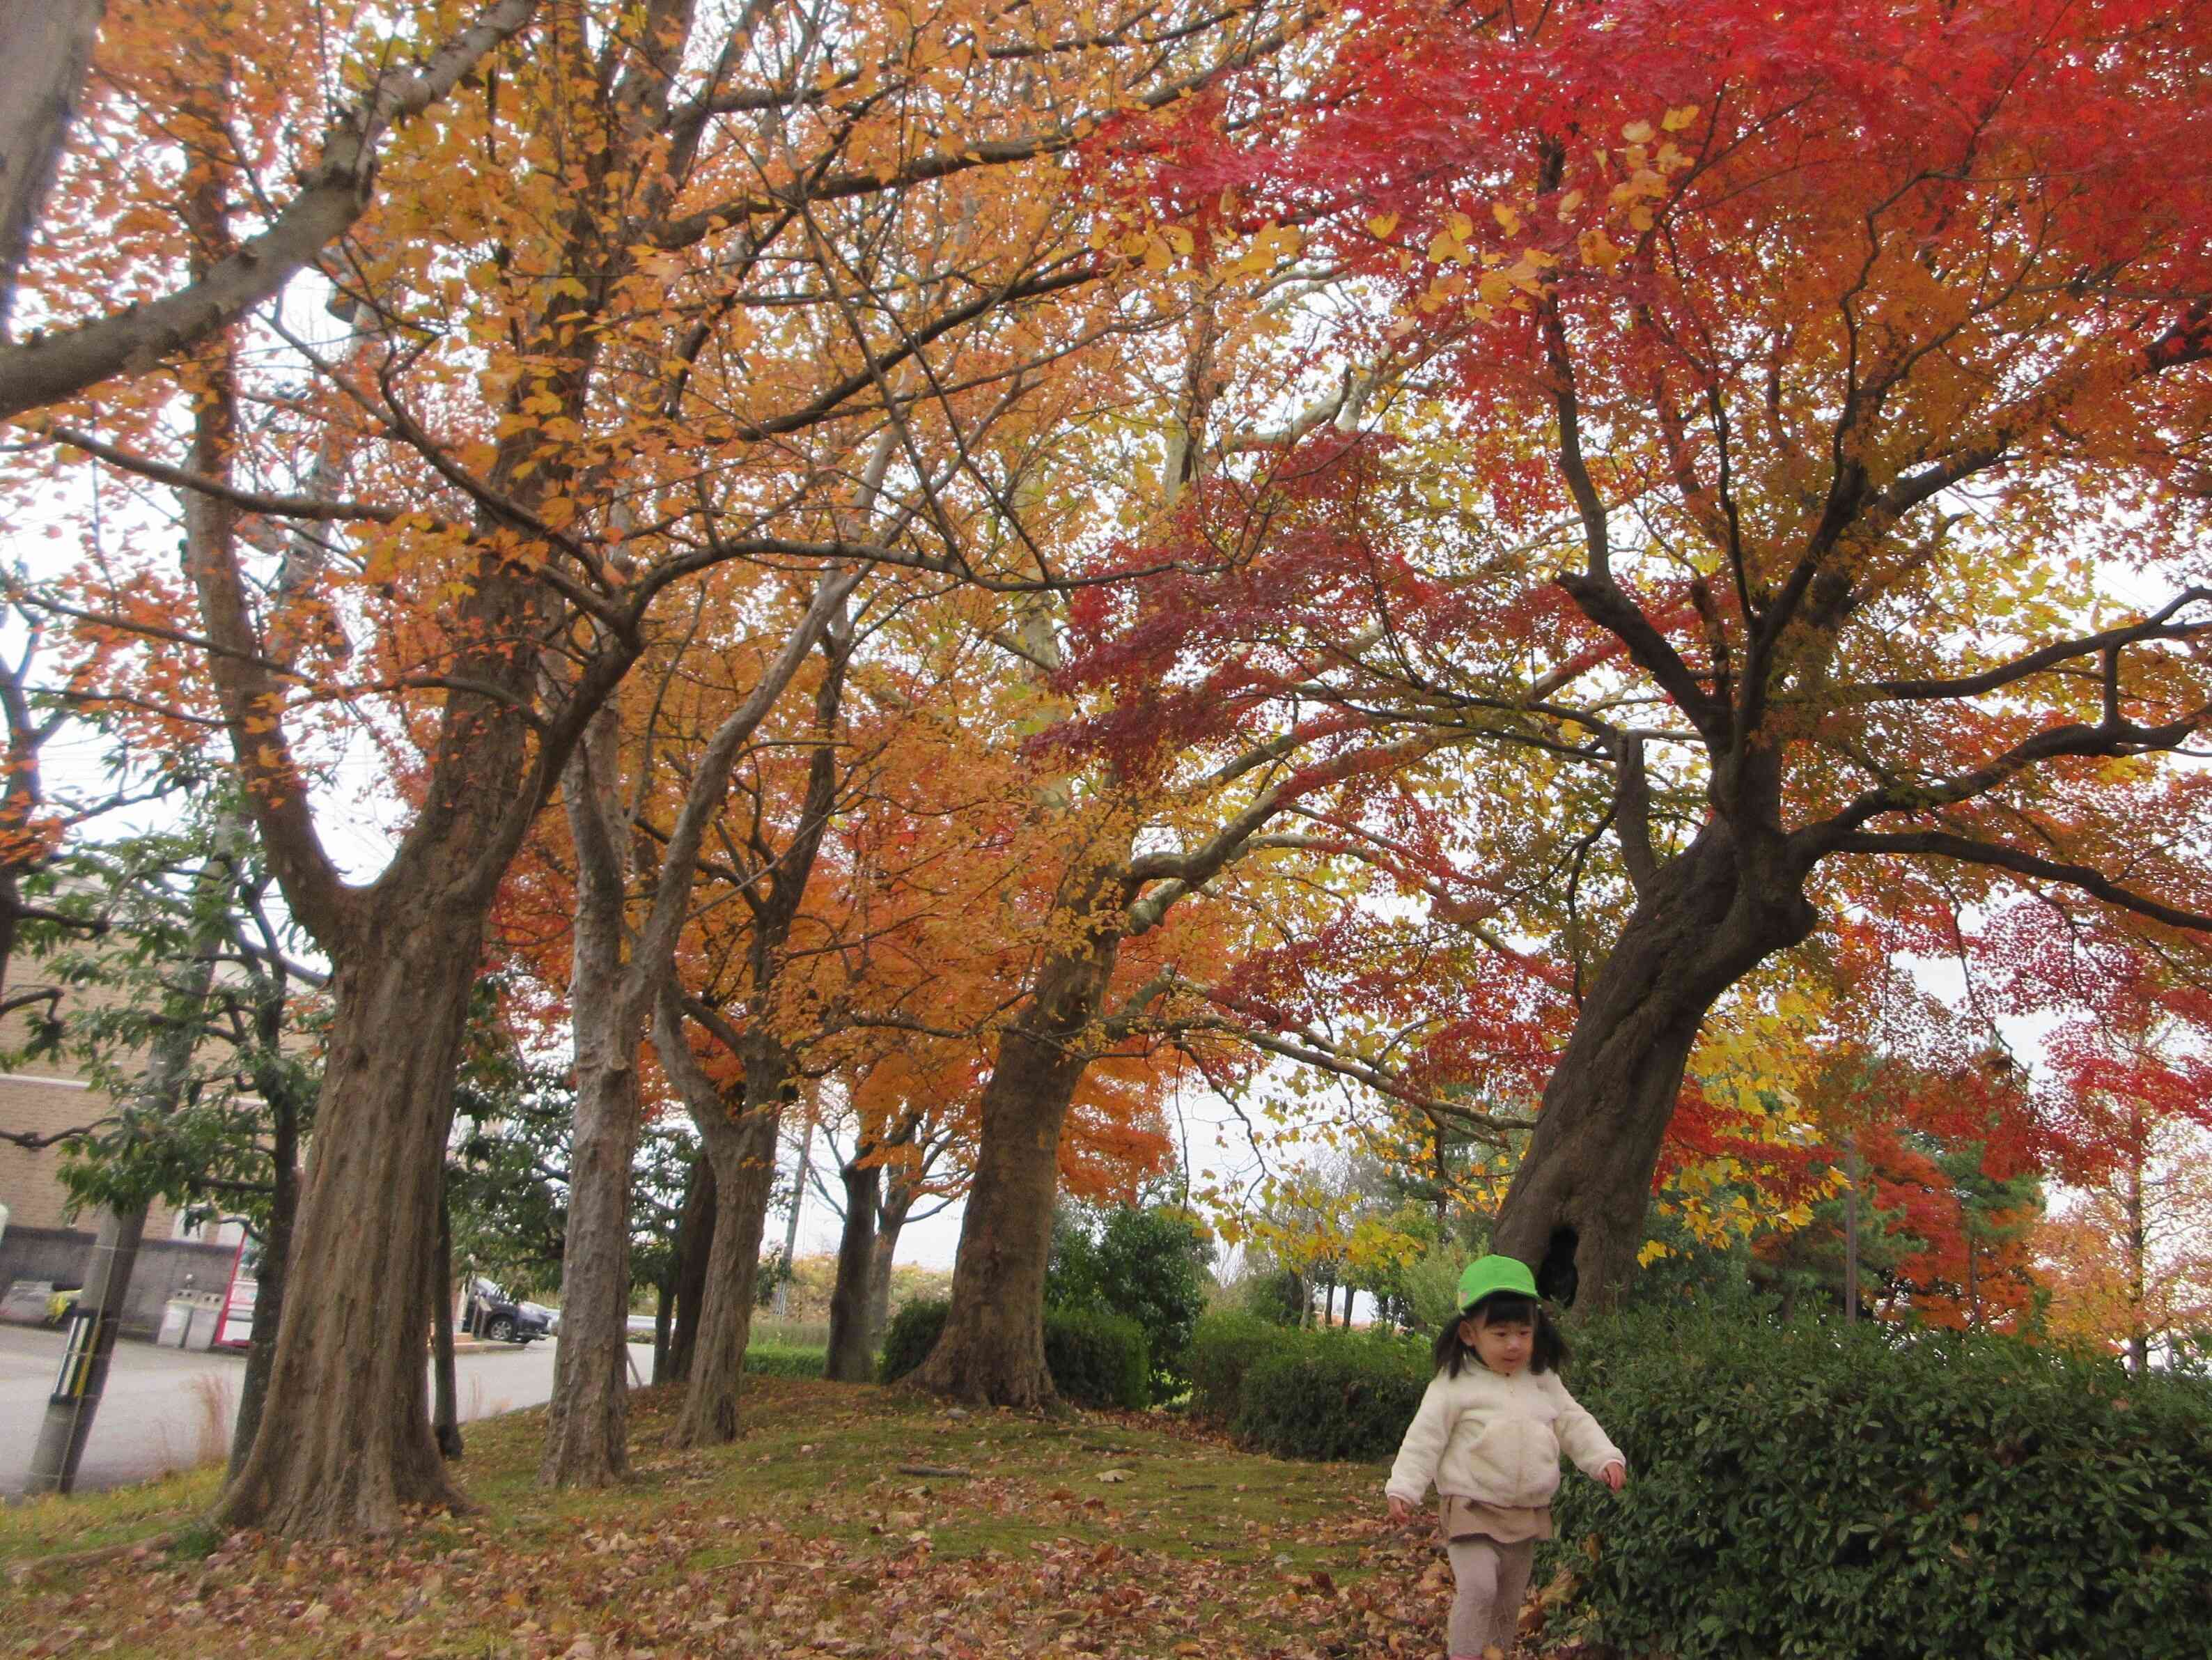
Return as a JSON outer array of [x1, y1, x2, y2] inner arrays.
[[1387, 1496, 1414, 1525], [1598, 1461, 1626, 1493]]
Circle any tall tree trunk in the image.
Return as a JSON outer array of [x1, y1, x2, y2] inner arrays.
[[776, 1113, 813, 1317], [652, 1277, 673, 1383], [1490, 823, 1816, 1308], [431, 1178, 463, 1461], [541, 693, 646, 1486], [911, 866, 1125, 1406], [662, 1151, 714, 1384], [0, 0, 104, 335], [824, 1153, 880, 1381], [179, 37, 546, 1526], [673, 1044, 786, 1445], [540, 960, 645, 1484], [230, 1064, 299, 1477], [2124, 1146, 2149, 1376], [543, 574, 851, 1482], [195, 5, 704, 1537], [216, 906, 485, 1533], [864, 1187, 913, 1351]]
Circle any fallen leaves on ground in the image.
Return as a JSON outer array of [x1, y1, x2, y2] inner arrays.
[[3, 1379, 1600, 1658]]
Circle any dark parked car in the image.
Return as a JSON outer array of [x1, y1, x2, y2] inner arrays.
[[462, 1277, 553, 1344]]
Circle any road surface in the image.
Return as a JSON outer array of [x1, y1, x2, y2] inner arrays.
[[0, 1324, 654, 1498]]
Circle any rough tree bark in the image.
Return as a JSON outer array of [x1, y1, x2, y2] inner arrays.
[[541, 717, 645, 1487], [216, 900, 489, 1530], [1489, 819, 1816, 1308], [688, 1061, 786, 1441], [823, 1151, 880, 1381], [910, 852, 1128, 1407], [864, 1186, 915, 1351], [0, 0, 104, 336], [181, 75, 568, 1526], [228, 1025, 301, 1477], [543, 570, 855, 1483], [660, 1151, 714, 1385], [654, 988, 788, 1445], [538, 1032, 639, 1483]]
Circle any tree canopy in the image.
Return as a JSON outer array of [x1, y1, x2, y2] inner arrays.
[[3, 0, 2209, 1534]]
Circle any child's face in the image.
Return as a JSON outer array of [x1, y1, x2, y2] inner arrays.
[[1460, 1311, 1533, 1376]]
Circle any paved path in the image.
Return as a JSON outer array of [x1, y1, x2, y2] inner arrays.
[[0, 1324, 655, 1498]]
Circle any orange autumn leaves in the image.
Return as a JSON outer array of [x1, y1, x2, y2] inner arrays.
[[487, 568, 1211, 1208]]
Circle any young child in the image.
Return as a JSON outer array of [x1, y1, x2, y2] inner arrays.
[[1386, 1255, 1626, 1660]]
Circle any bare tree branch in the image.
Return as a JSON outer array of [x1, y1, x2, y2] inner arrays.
[[1823, 828, 2212, 933]]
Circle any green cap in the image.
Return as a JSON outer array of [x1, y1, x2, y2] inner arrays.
[[1456, 1254, 1539, 1311]]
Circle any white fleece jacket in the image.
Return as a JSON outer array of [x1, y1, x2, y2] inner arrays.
[[1385, 1363, 1624, 1509]]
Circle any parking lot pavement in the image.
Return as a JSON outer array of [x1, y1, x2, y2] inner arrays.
[[0, 1324, 653, 1498]]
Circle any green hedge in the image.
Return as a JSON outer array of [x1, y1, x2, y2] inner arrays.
[[1193, 1305, 2212, 1658], [875, 1298, 1149, 1410], [1043, 1306, 1151, 1411], [741, 1343, 827, 1379], [1230, 1328, 1428, 1461], [1547, 1309, 2212, 1660], [877, 1298, 945, 1385], [1189, 1311, 1304, 1423]]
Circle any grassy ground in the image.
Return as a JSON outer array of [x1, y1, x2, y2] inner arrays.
[[0, 1376, 1580, 1659]]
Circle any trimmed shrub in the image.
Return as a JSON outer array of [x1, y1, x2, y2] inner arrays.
[[742, 1344, 827, 1379], [1043, 1307, 1151, 1411], [1231, 1328, 1429, 1461], [1545, 1308, 2212, 1660], [875, 1297, 1149, 1411], [1188, 1310, 1303, 1424], [877, 1297, 948, 1384]]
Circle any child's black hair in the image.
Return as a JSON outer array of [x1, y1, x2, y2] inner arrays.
[[1432, 1291, 1567, 1378]]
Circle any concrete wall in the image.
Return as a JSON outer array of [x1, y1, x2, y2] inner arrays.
[[0, 1224, 237, 1340]]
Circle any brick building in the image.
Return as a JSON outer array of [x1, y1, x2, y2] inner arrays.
[[1, 958, 240, 1336]]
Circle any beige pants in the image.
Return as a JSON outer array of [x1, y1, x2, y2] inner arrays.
[[1444, 1533, 1535, 1659]]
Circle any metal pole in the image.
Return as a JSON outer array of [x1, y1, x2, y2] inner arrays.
[[22, 861, 223, 1495], [24, 1203, 147, 1494]]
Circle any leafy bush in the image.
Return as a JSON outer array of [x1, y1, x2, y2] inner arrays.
[[876, 1298, 1149, 1410], [1188, 1311, 1302, 1424], [1046, 1209, 1108, 1309], [1047, 1203, 1211, 1403], [877, 1298, 949, 1384], [1094, 1207, 1209, 1401], [1396, 1241, 1469, 1335], [1231, 1328, 1429, 1461], [1043, 1307, 1151, 1411], [1545, 1308, 2212, 1660], [1233, 1266, 1307, 1326], [741, 1344, 826, 1379]]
